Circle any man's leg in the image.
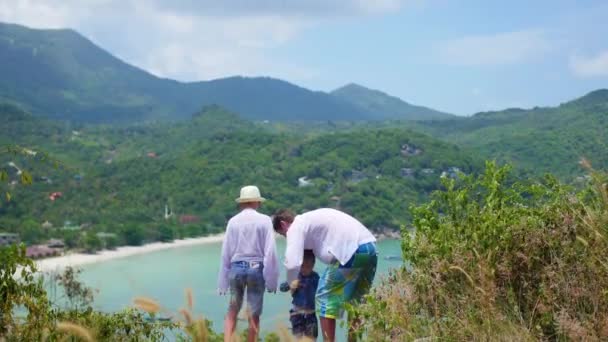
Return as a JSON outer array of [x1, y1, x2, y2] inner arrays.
[[223, 307, 238, 342], [346, 244, 378, 342], [246, 265, 265, 342], [317, 263, 347, 342], [247, 314, 260, 342], [225, 267, 245, 342], [320, 316, 336, 341]]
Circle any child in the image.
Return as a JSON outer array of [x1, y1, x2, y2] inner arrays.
[[280, 249, 319, 339]]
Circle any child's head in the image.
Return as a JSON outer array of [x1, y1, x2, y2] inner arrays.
[[301, 249, 315, 276]]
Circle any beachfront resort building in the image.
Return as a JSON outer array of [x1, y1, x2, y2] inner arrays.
[[0, 232, 19, 246], [26, 245, 61, 259]]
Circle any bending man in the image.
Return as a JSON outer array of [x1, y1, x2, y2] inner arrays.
[[273, 208, 377, 342]]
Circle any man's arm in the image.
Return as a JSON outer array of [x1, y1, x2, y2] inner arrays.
[[217, 222, 233, 294], [284, 220, 305, 284], [262, 218, 279, 292]]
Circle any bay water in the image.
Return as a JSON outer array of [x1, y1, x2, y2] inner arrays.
[[73, 239, 402, 338]]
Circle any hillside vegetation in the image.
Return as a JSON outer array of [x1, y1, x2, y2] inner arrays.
[[0, 104, 479, 250], [353, 162, 608, 340], [417, 89, 608, 178]]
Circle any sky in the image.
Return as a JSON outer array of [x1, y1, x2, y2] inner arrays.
[[0, 0, 607, 115]]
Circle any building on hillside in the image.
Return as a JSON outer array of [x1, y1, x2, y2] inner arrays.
[[40, 176, 53, 184], [179, 215, 200, 225], [41, 221, 53, 229], [401, 144, 423, 157], [49, 192, 63, 201], [47, 239, 65, 249], [441, 167, 463, 179], [96, 232, 117, 239], [401, 168, 415, 178], [0, 233, 19, 246], [7, 161, 22, 175], [61, 221, 82, 231], [348, 170, 368, 183], [298, 176, 313, 187], [421, 168, 435, 174], [164, 204, 173, 220]]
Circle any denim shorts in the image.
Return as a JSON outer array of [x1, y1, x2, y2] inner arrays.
[[289, 310, 318, 338], [228, 261, 265, 316]]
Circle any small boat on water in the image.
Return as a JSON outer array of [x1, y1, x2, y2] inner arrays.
[[145, 315, 172, 322]]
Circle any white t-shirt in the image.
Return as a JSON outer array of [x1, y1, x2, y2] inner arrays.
[[284, 208, 376, 282]]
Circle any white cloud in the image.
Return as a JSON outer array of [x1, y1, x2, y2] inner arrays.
[[0, 0, 73, 28], [570, 50, 608, 78], [436, 29, 553, 66], [146, 0, 407, 17], [0, 0, 406, 83]]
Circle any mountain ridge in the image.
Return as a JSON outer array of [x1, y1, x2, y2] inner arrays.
[[331, 83, 454, 121], [0, 22, 412, 123]]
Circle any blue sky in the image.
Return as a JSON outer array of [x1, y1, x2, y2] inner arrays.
[[0, 0, 607, 114]]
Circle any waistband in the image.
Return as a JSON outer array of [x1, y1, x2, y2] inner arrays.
[[355, 242, 377, 255], [231, 260, 263, 268], [290, 308, 316, 316]]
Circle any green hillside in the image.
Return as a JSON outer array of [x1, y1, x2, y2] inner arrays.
[[0, 105, 480, 248], [0, 22, 371, 123], [331, 83, 454, 120], [413, 89, 608, 178]]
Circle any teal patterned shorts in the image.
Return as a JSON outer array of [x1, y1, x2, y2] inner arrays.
[[316, 242, 378, 319]]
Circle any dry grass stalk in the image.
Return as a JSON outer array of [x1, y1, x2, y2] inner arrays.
[[185, 288, 194, 311], [41, 328, 50, 342], [56, 322, 95, 342], [180, 308, 193, 325], [276, 324, 294, 342], [580, 157, 592, 170], [190, 318, 208, 342], [229, 331, 241, 342], [133, 297, 161, 314]]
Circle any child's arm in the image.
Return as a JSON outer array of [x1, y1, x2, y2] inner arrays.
[[311, 272, 320, 291]]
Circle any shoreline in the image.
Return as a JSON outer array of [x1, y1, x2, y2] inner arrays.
[[35, 234, 225, 273]]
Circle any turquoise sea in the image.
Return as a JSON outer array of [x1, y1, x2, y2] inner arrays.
[[72, 239, 402, 339]]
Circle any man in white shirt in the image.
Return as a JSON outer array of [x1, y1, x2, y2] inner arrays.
[[218, 186, 279, 342], [273, 208, 378, 342]]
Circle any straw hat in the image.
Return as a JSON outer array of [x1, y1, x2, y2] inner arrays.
[[235, 185, 266, 203]]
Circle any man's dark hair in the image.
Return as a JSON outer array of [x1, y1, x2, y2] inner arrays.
[[272, 209, 295, 232], [303, 249, 315, 264]]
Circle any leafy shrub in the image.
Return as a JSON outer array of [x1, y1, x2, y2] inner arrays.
[[0, 245, 177, 341], [352, 161, 608, 340]]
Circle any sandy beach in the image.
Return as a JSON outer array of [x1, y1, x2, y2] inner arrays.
[[36, 234, 224, 273]]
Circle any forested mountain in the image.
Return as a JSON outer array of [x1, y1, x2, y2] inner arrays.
[[0, 22, 374, 123], [416, 89, 608, 178], [0, 104, 480, 248], [331, 83, 454, 120]]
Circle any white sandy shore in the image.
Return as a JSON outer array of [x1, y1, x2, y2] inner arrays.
[[35, 234, 224, 273]]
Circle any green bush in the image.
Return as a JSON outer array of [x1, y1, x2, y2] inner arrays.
[[352, 161, 608, 340]]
